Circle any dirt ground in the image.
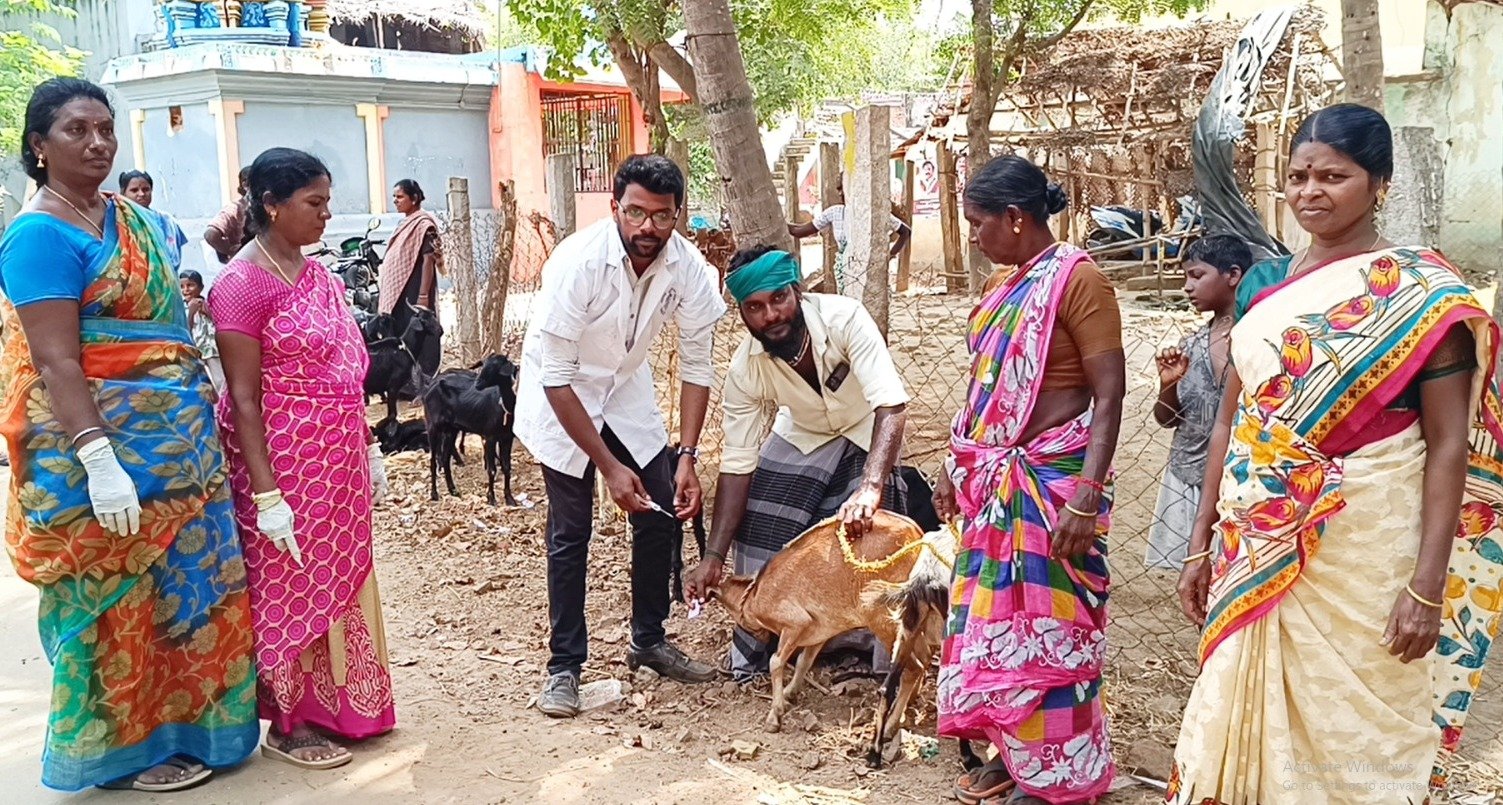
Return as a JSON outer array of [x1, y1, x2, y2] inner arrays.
[[5, 284, 1501, 803]]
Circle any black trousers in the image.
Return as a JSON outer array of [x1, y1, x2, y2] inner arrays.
[[541, 427, 676, 676]]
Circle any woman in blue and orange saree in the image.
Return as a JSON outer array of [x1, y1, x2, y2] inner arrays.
[[1169, 104, 1503, 804], [933, 156, 1126, 804], [0, 79, 257, 793]]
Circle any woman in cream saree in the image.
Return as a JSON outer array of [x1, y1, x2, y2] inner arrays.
[[1169, 105, 1503, 804]]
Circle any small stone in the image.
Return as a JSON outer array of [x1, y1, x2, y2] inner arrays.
[[797, 751, 822, 771], [801, 712, 819, 733], [730, 740, 760, 761], [633, 666, 659, 686], [720, 681, 739, 696]]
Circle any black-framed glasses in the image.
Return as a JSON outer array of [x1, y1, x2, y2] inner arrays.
[[620, 205, 679, 229]]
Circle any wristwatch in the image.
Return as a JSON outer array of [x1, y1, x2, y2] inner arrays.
[[676, 445, 700, 464]]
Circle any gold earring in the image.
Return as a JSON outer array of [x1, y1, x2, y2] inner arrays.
[[270, 209, 279, 222], [1375, 189, 1388, 212], [36, 153, 46, 168], [1013, 224, 1022, 235]]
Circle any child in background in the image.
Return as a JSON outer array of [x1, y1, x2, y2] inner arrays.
[[179, 270, 224, 395], [1144, 235, 1249, 568]]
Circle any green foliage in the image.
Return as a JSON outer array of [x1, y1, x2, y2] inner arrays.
[[479, 2, 535, 50], [0, 0, 85, 157], [506, 0, 915, 121]]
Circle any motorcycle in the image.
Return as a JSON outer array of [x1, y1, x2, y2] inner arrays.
[[1086, 196, 1201, 260], [315, 217, 383, 329]]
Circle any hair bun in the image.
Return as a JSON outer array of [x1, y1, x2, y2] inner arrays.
[[1044, 182, 1069, 215]]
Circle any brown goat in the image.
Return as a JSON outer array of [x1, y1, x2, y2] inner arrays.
[[711, 511, 929, 737]]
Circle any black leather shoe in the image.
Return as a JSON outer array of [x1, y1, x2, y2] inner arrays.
[[537, 671, 580, 718], [626, 640, 716, 683]]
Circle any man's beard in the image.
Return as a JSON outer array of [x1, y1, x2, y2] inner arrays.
[[621, 227, 667, 262], [751, 307, 808, 361]]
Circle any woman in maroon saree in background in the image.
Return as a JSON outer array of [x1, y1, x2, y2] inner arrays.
[[210, 148, 396, 770]]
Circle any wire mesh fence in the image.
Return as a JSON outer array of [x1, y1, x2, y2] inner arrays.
[[446, 208, 1503, 796]]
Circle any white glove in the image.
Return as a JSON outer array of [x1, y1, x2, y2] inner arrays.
[[76, 437, 142, 536], [368, 443, 388, 505], [252, 489, 302, 566]]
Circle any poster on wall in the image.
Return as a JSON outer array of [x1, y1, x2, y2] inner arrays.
[[907, 141, 965, 218]]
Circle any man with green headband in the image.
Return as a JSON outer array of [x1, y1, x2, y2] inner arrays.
[[686, 246, 911, 681]]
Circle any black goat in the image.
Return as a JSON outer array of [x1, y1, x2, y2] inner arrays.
[[364, 307, 440, 422], [423, 354, 518, 506], [372, 416, 430, 455]]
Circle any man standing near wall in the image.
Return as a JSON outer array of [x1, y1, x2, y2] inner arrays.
[[515, 155, 727, 718]]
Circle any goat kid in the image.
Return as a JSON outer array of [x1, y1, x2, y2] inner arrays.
[[710, 511, 926, 735], [423, 354, 518, 506], [861, 522, 958, 768], [363, 306, 440, 422], [372, 415, 429, 455]]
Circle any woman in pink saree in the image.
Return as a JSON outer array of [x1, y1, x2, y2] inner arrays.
[[210, 148, 395, 770]]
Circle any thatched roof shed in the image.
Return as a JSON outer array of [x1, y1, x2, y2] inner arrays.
[[327, 0, 489, 52]]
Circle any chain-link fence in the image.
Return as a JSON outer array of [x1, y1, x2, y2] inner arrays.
[[446, 208, 1503, 796]]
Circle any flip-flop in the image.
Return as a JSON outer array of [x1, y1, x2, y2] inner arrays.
[[261, 733, 353, 770], [953, 770, 1016, 805], [97, 758, 213, 792]]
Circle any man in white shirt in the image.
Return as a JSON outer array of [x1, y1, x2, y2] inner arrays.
[[683, 246, 910, 680], [515, 155, 727, 717], [788, 180, 912, 297]]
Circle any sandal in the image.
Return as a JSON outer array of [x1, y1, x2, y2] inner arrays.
[[953, 770, 1016, 805], [97, 758, 213, 792], [261, 732, 353, 770]]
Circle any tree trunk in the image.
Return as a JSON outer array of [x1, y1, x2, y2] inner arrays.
[[1340, 0, 1386, 110], [683, 0, 793, 253], [966, 0, 997, 292], [481, 181, 518, 354]]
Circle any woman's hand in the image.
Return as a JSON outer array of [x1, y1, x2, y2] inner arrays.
[[77, 438, 142, 536], [1156, 347, 1189, 388], [1383, 586, 1442, 663], [933, 471, 960, 523], [1051, 497, 1099, 559], [368, 443, 388, 505], [253, 489, 302, 565], [1178, 558, 1212, 625]]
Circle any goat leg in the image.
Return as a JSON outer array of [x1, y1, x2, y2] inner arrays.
[[783, 638, 825, 704], [427, 426, 442, 502], [868, 647, 907, 768], [500, 434, 517, 506], [484, 436, 498, 507]]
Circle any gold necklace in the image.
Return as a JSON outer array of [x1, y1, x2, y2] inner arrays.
[[42, 185, 104, 236], [255, 236, 298, 286], [785, 331, 811, 366], [1290, 231, 1384, 276]]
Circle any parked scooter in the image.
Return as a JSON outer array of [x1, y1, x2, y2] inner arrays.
[[315, 217, 383, 329], [1086, 196, 1201, 260]]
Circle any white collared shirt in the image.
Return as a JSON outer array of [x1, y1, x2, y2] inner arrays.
[[515, 218, 727, 478], [719, 293, 910, 475]]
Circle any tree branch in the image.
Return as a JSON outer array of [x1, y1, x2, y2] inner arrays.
[[1034, 0, 1094, 50], [644, 39, 698, 104]]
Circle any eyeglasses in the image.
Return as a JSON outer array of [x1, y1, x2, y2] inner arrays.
[[620, 205, 679, 229]]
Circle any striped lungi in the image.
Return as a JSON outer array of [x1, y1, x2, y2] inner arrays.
[[729, 433, 907, 680]]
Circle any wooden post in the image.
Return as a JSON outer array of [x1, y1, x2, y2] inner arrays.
[[817, 141, 841, 293], [1055, 151, 1072, 243], [1254, 122, 1279, 235], [546, 153, 577, 239], [481, 181, 518, 353], [782, 155, 800, 222], [445, 177, 482, 364], [938, 144, 964, 295], [848, 104, 891, 338], [896, 158, 915, 293]]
